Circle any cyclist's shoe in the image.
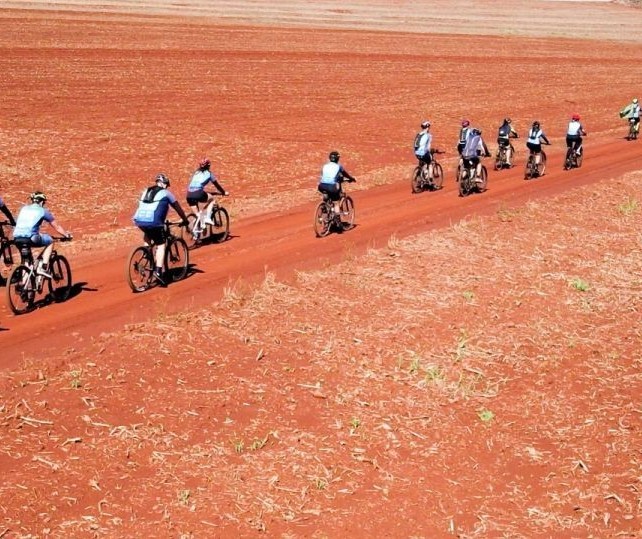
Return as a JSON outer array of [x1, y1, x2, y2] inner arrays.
[[36, 262, 52, 280], [153, 269, 167, 287]]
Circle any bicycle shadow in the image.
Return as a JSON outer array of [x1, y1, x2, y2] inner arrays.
[[190, 233, 237, 250], [165, 263, 203, 283]]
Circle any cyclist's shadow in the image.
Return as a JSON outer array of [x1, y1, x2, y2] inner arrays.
[[166, 264, 203, 282]]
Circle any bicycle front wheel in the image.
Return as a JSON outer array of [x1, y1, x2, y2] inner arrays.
[[47, 255, 72, 302], [411, 166, 422, 193], [432, 163, 444, 190], [0, 241, 20, 284], [339, 196, 355, 230], [477, 166, 488, 192], [313, 203, 331, 237], [126, 246, 154, 292], [575, 152, 583, 168], [165, 237, 189, 282], [182, 213, 198, 249], [210, 207, 230, 243], [6, 264, 35, 314]]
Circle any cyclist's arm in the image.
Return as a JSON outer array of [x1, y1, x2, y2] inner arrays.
[[541, 134, 551, 145], [211, 179, 228, 196], [339, 165, 355, 182], [510, 128, 519, 138], [482, 140, 491, 157], [171, 200, 189, 224], [50, 219, 71, 238], [0, 203, 15, 226]]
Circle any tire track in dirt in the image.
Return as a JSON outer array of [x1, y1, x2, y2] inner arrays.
[[1, 137, 640, 367]]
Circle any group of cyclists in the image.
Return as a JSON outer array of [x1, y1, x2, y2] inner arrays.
[[0, 97, 638, 297]]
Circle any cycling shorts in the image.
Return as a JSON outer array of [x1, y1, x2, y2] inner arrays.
[[186, 190, 208, 205], [527, 142, 542, 154], [138, 225, 166, 246], [14, 233, 52, 247], [317, 182, 341, 202], [497, 138, 511, 147]]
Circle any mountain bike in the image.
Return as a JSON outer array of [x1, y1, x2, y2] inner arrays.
[[182, 193, 230, 249], [0, 220, 19, 285], [524, 146, 548, 180], [626, 118, 639, 141], [314, 180, 356, 238], [564, 145, 583, 170], [458, 157, 488, 197], [126, 221, 189, 292], [411, 150, 445, 193], [5, 236, 73, 314], [494, 143, 515, 171]]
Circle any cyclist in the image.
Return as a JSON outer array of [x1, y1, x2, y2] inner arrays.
[[413, 120, 437, 180], [12, 192, 72, 278], [624, 98, 640, 138], [461, 128, 491, 182], [0, 195, 16, 226], [132, 173, 189, 286], [566, 113, 587, 157], [318, 151, 356, 215], [186, 158, 229, 225], [526, 121, 551, 170], [457, 119, 472, 157], [497, 117, 519, 167]]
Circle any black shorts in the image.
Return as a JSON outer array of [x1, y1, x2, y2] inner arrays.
[[186, 190, 208, 206], [457, 142, 465, 155], [139, 226, 166, 246], [417, 153, 432, 165], [462, 157, 479, 168], [317, 182, 341, 202], [527, 142, 542, 154], [497, 138, 511, 148], [566, 135, 582, 149]]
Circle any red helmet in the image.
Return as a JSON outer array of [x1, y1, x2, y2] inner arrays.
[[461, 119, 470, 127], [199, 158, 211, 169], [572, 113, 581, 121]]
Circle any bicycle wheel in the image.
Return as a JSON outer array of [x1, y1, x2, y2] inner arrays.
[[477, 166, 488, 192], [538, 151, 547, 176], [0, 241, 20, 284], [210, 207, 230, 243], [46, 254, 72, 302], [6, 264, 35, 314], [411, 166, 422, 193], [494, 148, 504, 171], [431, 163, 444, 189], [339, 196, 355, 230], [458, 168, 468, 196], [165, 237, 189, 282], [575, 152, 583, 168], [126, 246, 154, 292], [182, 213, 198, 249], [313, 202, 331, 237]]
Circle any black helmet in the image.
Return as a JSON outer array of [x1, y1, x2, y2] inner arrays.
[[156, 173, 170, 187], [472, 128, 481, 136], [421, 120, 431, 129], [329, 151, 340, 163], [504, 117, 512, 124], [532, 120, 540, 128], [30, 191, 47, 204]]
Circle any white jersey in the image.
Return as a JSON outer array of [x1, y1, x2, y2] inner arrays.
[[567, 120, 583, 136], [320, 162, 342, 184], [527, 128, 544, 145], [462, 133, 483, 159], [414, 131, 432, 157], [631, 103, 640, 119]]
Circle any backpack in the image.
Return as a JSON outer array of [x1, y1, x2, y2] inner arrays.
[[141, 185, 163, 203], [498, 124, 511, 137]]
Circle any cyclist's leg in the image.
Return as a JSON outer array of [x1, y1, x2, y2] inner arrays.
[[423, 153, 433, 179], [31, 234, 53, 270], [575, 137, 582, 155], [505, 141, 513, 166], [473, 157, 482, 179]]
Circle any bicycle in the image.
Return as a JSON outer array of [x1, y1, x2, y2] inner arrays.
[[0, 220, 19, 285], [126, 221, 189, 292], [458, 157, 488, 197], [411, 150, 445, 193], [5, 236, 73, 314], [182, 193, 230, 250], [494, 143, 515, 171], [314, 180, 356, 238], [564, 144, 583, 170], [626, 118, 639, 141], [524, 145, 549, 180]]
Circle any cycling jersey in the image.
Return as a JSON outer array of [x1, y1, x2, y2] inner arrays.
[[527, 128, 545, 145], [458, 127, 470, 144], [187, 169, 217, 193], [320, 162, 345, 185], [631, 104, 640, 119], [13, 203, 54, 238], [462, 133, 483, 159], [498, 123, 513, 140], [132, 187, 176, 227], [567, 121, 583, 136], [414, 131, 432, 158]]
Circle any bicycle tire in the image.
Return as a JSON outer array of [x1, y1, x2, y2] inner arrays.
[[210, 207, 230, 243], [494, 148, 504, 171], [431, 163, 444, 190], [411, 166, 422, 193], [458, 167, 468, 197], [313, 202, 331, 237], [46, 254, 72, 302], [182, 213, 199, 249], [126, 246, 154, 292], [575, 152, 583, 168], [339, 196, 355, 230], [6, 264, 34, 314], [165, 237, 189, 282], [538, 151, 547, 176], [477, 166, 488, 192], [0, 240, 20, 284]]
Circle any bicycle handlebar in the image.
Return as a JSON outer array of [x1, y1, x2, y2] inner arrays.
[[53, 235, 73, 242]]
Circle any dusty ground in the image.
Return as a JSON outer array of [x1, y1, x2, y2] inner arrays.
[[0, 1, 641, 537]]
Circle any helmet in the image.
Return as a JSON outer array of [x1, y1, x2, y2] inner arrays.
[[30, 191, 47, 204], [532, 120, 540, 127], [633, 98, 638, 104], [421, 120, 431, 129], [329, 151, 340, 163], [472, 128, 481, 136], [572, 113, 580, 121], [155, 173, 170, 187], [461, 119, 470, 127], [199, 158, 211, 169], [504, 117, 512, 124]]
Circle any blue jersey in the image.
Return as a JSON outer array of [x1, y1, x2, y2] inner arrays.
[[13, 203, 54, 238], [187, 169, 216, 193], [320, 162, 345, 185], [132, 187, 176, 227]]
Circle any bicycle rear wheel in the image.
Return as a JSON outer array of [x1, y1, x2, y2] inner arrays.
[[0, 241, 20, 284], [411, 166, 422, 193], [575, 152, 583, 168], [339, 196, 355, 230], [47, 254, 72, 302], [431, 163, 444, 189], [314, 203, 331, 237], [6, 264, 35, 314], [477, 166, 488, 192], [126, 246, 154, 292], [458, 168, 468, 196], [165, 237, 189, 282], [210, 207, 230, 243], [182, 213, 199, 249]]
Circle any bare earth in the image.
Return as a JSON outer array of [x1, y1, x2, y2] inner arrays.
[[0, 1, 641, 537]]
